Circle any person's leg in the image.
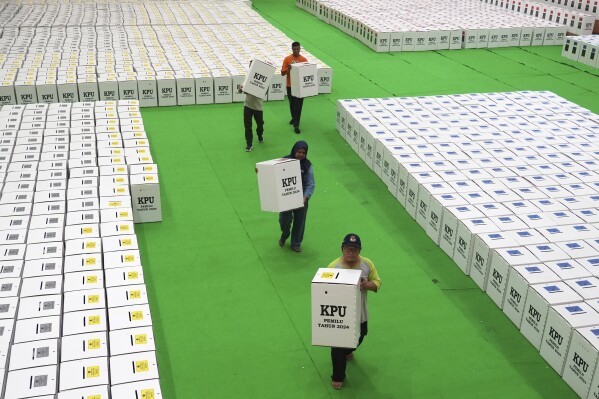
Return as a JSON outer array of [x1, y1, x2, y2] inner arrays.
[[279, 211, 293, 244], [286, 87, 294, 124], [254, 110, 264, 141], [290, 201, 308, 249], [331, 347, 351, 388], [347, 321, 368, 360], [244, 106, 253, 147], [294, 97, 304, 127]]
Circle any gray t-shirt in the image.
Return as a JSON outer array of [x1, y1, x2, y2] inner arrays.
[[244, 93, 263, 111]]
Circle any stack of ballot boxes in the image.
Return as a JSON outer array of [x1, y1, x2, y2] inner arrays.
[[0, 99, 162, 398], [335, 90, 599, 396]]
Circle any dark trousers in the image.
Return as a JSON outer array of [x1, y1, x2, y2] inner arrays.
[[331, 322, 368, 383], [279, 201, 308, 247], [286, 87, 304, 128], [244, 106, 263, 146]]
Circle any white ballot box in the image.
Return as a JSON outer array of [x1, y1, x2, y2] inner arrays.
[[521, 282, 582, 350], [540, 302, 599, 376], [63, 289, 106, 313], [17, 295, 62, 320], [256, 158, 303, 212], [4, 365, 57, 398], [130, 174, 161, 223], [59, 357, 110, 390], [110, 378, 162, 399], [110, 326, 156, 356], [107, 285, 149, 308], [57, 385, 110, 399], [312, 268, 362, 348], [110, 351, 159, 385], [108, 304, 152, 330], [242, 59, 276, 100], [60, 332, 108, 362], [8, 338, 58, 371], [290, 62, 318, 98], [563, 324, 599, 399]]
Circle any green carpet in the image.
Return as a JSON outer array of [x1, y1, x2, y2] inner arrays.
[[135, 1, 599, 397]]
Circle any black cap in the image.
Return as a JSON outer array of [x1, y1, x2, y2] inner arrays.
[[342, 233, 361, 249]]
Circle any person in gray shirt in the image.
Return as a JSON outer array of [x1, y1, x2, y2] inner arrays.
[[239, 71, 264, 152]]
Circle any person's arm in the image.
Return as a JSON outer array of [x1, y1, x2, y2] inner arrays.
[[281, 57, 290, 76], [303, 165, 315, 203], [361, 258, 381, 292]]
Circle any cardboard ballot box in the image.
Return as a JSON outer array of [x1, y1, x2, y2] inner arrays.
[[540, 302, 599, 376], [110, 326, 156, 356], [242, 59, 276, 100], [105, 266, 144, 288], [312, 268, 362, 348], [4, 365, 57, 398], [108, 304, 153, 330], [290, 62, 318, 98], [521, 282, 583, 350], [9, 338, 58, 371], [59, 357, 110, 390], [63, 289, 106, 313], [57, 385, 109, 399], [562, 323, 599, 399], [13, 315, 61, 343], [17, 295, 62, 320], [110, 351, 159, 385], [130, 173, 162, 223], [60, 332, 108, 362], [62, 309, 107, 336], [110, 379, 162, 399], [106, 285, 149, 308], [256, 158, 303, 212]]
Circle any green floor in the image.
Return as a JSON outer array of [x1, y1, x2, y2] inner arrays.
[[135, 1, 599, 397]]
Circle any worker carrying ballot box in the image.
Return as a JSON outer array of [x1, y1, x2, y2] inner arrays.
[[256, 141, 314, 252]]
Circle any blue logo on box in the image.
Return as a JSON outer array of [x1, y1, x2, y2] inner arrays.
[[544, 285, 562, 293], [557, 262, 572, 269], [526, 266, 541, 273], [566, 305, 584, 314]]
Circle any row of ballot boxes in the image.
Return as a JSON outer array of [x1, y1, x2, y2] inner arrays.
[[336, 92, 599, 398], [0, 66, 333, 107], [0, 100, 163, 397], [0, 101, 162, 223]]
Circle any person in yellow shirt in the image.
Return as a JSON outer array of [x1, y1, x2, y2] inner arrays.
[[327, 233, 381, 390], [281, 41, 308, 134]]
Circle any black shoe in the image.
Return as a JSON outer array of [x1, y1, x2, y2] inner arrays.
[[258, 136, 264, 143], [294, 126, 300, 134], [289, 119, 294, 125], [291, 245, 301, 252], [245, 145, 253, 152]]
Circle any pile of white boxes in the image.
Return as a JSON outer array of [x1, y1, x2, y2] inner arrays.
[[522, 0, 599, 17], [0, 100, 162, 398], [562, 35, 599, 68], [0, 0, 333, 107], [296, 0, 584, 52], [480, 0, 596, 35], [337, 91, 599, 398]]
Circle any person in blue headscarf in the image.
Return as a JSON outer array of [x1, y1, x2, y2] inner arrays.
[[279, 140, 315, 252]]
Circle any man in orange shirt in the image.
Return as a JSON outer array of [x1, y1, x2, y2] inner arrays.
[[281, 41, 308, 134]]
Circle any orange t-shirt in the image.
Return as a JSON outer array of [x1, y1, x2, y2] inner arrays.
[[281, 54, 308, 87]]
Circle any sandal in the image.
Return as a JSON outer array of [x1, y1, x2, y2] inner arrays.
[[346, 352, 354, 361]]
